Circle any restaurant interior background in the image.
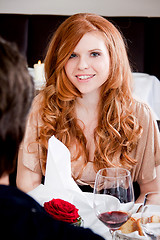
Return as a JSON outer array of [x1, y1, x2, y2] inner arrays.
[[0, 0, 160, 191], [0, 0, 160, 75]]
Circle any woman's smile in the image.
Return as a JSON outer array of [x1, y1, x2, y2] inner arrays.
[[76, 74, 96, 82]]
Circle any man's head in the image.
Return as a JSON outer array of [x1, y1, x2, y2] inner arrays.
[[0, 37, 34, 177]]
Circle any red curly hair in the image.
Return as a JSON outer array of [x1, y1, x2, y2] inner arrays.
[[37, 13, 142, 176]]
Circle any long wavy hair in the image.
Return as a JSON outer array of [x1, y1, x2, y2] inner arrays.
[[38, 13, 142, 176]]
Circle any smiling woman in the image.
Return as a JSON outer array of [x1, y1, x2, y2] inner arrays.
[[64, 32, 110, 94], [17, 13, 160, 202]]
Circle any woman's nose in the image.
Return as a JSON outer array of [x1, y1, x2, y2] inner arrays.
[[77, 56, 89, 70]]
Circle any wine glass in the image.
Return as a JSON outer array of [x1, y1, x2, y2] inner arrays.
[[93, 168, 134, 239], [141, 192, 160, 239]]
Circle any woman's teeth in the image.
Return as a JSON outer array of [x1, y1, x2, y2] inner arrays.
[[76, 75, 95, 80]]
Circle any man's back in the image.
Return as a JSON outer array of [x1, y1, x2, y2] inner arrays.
[[0, 185, 104, 240]]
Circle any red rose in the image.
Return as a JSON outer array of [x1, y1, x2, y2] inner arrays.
[[44, 198, 80, 223]]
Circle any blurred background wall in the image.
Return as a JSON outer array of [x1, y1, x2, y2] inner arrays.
[[0, 0, 160, 16]]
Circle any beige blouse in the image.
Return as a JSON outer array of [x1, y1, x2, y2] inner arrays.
[[19, 94, 160, 187]]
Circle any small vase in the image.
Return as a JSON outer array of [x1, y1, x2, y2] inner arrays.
[[72, 217, 84, 227]]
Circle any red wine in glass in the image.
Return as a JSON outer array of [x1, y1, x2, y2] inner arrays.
[[98, 211, 130, 230], [94, 168, 134, 239]]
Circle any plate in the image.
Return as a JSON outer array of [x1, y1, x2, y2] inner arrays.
[[115, 231, 146, 240]]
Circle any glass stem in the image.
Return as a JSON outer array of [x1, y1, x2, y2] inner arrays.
[[109, 229, 115, 240]]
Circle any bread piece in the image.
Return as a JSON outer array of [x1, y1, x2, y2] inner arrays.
[[119, 217, 138, 234], [119, 215, 160, 236], [136, 218, 144, 236], [149, 215, 160, 223]]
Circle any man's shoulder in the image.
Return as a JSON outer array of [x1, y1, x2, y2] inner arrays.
[[0, 184, 44, 212]]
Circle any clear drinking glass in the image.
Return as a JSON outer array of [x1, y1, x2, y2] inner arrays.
[[93, 168, 134, 239], [141, 192, 160, 239]]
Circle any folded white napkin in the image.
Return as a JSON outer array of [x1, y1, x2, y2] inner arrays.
[[29, 136, 87, 204], [44, 136, 82, 199]]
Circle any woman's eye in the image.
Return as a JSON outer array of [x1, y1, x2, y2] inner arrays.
[[91, 52, 100, 57], [69, 53, 77, 59]]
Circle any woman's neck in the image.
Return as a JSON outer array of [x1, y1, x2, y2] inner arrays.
[[76, 89, 100, 112], [75, 90, 100, 129]]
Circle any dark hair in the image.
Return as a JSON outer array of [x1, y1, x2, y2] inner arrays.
[[0, 37, 34, 177]]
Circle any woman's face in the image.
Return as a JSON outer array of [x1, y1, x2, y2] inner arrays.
[[64, 31, 110, 95]]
